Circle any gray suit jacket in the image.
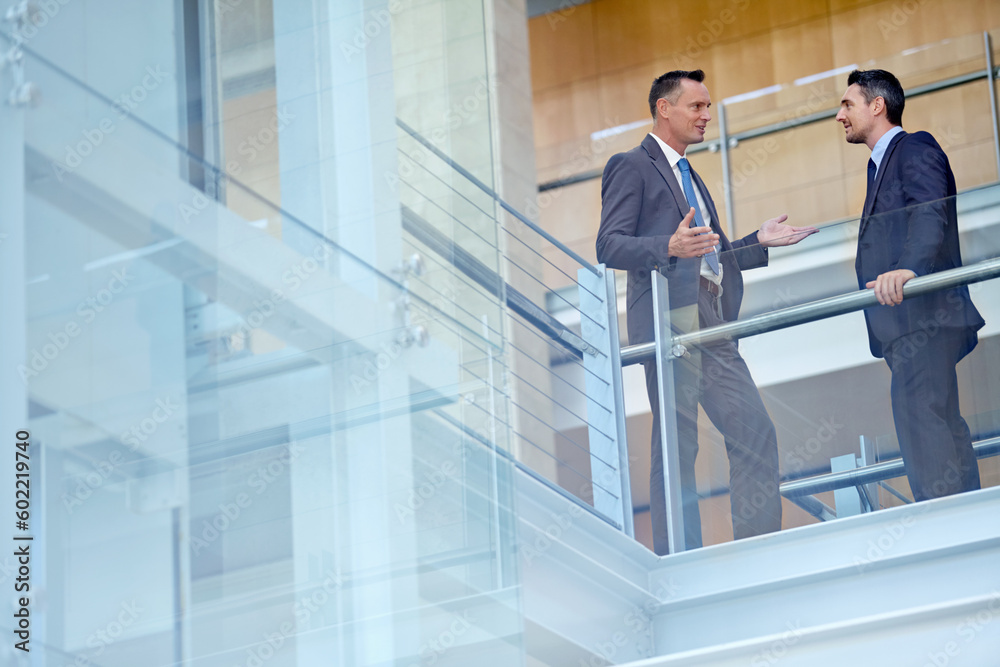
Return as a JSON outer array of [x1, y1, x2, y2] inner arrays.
[[596, 134, 768, 346]]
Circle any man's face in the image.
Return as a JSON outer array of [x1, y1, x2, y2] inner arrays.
[[836, 84, 876, 145], [663, 79, 712, 149]]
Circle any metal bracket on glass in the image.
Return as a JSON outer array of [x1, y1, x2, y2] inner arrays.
[[391, 253, 429, 348], [1, 2, 39, 107], [651, 270, 687, 553], [3, 0, 38, 29]]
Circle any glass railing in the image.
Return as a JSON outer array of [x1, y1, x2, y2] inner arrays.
[[624, 189, 1000, 551], [1, 4, 639, 662], [394, 118, 633, 534], [4, 25, 537, 666]]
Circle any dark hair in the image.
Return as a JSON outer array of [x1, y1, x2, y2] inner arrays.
[[649, 70, 705, 118], [847, 69, 904, 125]]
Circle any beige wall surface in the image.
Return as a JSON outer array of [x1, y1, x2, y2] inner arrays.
[[529, 0, 1000, 288]]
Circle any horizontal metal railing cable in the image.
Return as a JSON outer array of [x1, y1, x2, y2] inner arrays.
[[453, 348, 614, 446], [399, 164, 600, 306], [494, 310, 609, 389], [495, 319, 613, 412], [502, 256, 606, 331], [404, 268, 506, 342], [400, 300, 618, 474], [395, 150, 605, 314], [398, 185, 614, 401], [478, 360, 616, 449], [457, 400, 619, 500], [620, 255, 1000, 366], [400, 240, 510, 337], [395, 154, 501, 247], [508, 399, 618, 479], [430, 407, 623, 530], [396, 118, 601, 276], [506, 311, 612, 390], [458, 361, 619, 472], [401, 205, 597, 357], [781, 436, 1000, 498]]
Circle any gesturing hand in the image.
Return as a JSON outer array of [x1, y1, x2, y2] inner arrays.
[[757, 214, 819, 248], [669, 208, 719, 259], [867, 269, 916, 306]]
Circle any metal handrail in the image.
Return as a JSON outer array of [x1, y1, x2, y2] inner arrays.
[[781, 436, 1000, 498], [621, 255, 1000, 366]]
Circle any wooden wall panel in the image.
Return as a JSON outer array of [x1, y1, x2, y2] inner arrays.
[[532, 77, 603, 149], [528, 2, 597, 90], [829, 0, 985, 67], [593, 0, 658, 74], [770, 16, 835, 85], [539, 179, 602, 289], [763, 0, 830, 30], [709, 32, 777, 99], [596, 65, 659, 137]]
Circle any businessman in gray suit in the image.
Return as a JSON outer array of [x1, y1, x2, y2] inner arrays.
[[596, 70, 816, 554]]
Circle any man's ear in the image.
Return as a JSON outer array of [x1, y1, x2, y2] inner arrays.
[[871, 96, 885, 117], [657, 97, 670, 120]]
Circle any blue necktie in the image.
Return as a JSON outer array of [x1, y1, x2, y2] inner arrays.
[[677, 158, 719, 274], [863, 158, 877, 218]]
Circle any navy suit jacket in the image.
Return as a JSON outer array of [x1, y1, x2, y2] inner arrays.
[[856, 130, 984, 358], [596, 134, 767, 346]]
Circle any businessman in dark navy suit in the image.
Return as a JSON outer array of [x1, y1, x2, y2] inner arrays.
[[836, 69, 984, 501], [597, 70, 816, 554]]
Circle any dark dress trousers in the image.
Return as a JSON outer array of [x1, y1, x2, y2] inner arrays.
[[856, 130, 985, 500], [596, 134, 781, 555]]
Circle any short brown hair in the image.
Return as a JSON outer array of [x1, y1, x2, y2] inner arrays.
[[649, 70, 705, 118]]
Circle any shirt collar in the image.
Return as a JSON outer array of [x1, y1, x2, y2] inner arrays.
[[871, 125, 904, 171], [648, 132, 685, 167]]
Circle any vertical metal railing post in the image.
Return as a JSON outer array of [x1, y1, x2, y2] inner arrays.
[[579, 265, 633, 536], [482, 315, 505, 586], [831, 453, 863, 517], [651, 271, 686, 552], [858, 435, 880, 511], [985, 31, 1000, 181], [718, 101, 736, 238]]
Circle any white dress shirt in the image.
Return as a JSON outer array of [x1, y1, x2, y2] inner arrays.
[[648, 133, 723, 284]]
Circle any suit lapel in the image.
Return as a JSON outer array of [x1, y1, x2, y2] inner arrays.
[[861, 131, 906, 234], [642, 135, 690, 219]]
